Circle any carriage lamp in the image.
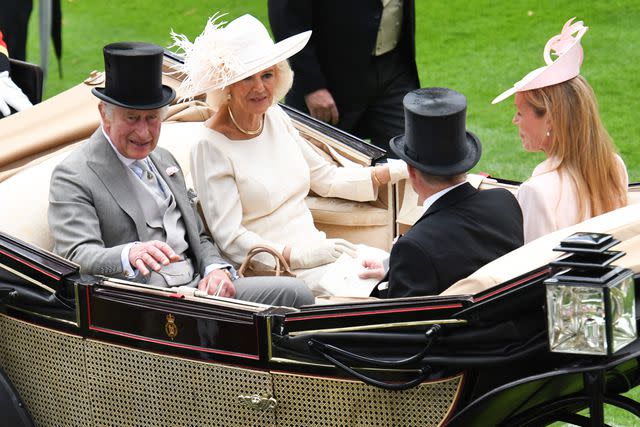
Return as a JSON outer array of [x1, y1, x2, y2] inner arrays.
[[545, 266, 636, 356]]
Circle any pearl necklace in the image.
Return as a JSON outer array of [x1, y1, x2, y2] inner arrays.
[[227, 105, 264, 135]]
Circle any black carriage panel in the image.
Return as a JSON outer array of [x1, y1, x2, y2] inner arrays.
[[0, 232, 79, 327], [86, 281, 275, 366]]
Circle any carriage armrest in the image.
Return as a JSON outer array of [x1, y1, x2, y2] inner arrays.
[[442, 202, 640, 296], [306, 196, 389, 226]]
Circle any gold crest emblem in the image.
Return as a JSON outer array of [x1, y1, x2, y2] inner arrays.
[[165, 314, 178, 340]]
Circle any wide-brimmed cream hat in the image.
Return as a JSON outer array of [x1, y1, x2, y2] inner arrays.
[[170, 13, 311, 99], [492, 18, 588, 104]]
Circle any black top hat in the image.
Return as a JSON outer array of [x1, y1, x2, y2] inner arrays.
[[92, 42, 175, 110], [390, 88, 481, 176]]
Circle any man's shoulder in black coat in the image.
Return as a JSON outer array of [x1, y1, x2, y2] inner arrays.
[[385, 183, 524, 298]]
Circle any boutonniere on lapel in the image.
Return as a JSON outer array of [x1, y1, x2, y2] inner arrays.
[[187, 188, 199, 205], [166, 166, 180, 177]]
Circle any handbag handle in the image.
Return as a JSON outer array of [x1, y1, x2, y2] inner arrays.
[[237, 245, 294, 277]]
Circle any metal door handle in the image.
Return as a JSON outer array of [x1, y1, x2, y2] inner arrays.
[[237, 394, 277, 411]]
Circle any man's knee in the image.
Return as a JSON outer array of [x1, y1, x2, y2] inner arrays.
[[234, 276, 314, 308], [278, 277, 315, 307]]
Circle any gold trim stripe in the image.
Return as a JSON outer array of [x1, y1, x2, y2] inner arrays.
[[0, 261, 56, 293], [287, 318, 466, 337], [6, 304, 78, 327]]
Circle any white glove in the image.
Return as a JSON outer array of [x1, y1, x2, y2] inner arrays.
[[290, 238, 358, 269], [0, 71, 32, 117], [387, 159, 409, 184]]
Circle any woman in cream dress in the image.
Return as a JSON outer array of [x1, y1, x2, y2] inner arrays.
[[493, 18, 628, 243], [172, 14, 408, 296]]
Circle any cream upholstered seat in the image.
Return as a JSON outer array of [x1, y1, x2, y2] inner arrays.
[[442, 202, 640, 296], [0, 149, 72, 251]]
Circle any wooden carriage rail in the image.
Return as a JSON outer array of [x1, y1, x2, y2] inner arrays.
[[0, 232, 77, 282]]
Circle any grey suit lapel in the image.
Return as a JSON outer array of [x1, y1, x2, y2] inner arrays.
[[85, 130, 150, 241]]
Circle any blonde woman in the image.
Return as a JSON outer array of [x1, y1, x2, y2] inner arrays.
[[493, 18, 628, 243], [171, 14, 407, 296]]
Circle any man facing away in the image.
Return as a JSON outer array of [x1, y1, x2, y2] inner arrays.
[[361, 88, 524, 297], [48, 42, 313, 307]]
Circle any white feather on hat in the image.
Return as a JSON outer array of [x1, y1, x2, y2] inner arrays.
[[169, 13, 311, 100]]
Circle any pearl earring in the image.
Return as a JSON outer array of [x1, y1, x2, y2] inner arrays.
[[546, 130, 551, 137]]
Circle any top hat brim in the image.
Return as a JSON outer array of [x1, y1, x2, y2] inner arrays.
[[390, 131, 482, 176], [92, 85, 176, 110]]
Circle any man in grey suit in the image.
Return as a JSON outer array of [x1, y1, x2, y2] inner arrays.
[[48, 42, 313, 307]]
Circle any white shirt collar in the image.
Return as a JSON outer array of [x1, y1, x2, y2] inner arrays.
[[422, 181, 467, 212], [102, 126, 148, 167]]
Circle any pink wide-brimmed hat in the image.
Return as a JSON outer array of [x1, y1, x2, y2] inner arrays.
[[169, 13, 311, 99], [492, 18, 588, 104]]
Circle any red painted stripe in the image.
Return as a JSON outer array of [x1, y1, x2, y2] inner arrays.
[[286, 303, 463, 323], [86, 286, 92, 324], [473, 268, 551, 302], [0, 248, 61, 281], [89, 325, 260, 360]]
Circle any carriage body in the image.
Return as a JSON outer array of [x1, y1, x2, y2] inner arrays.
[[1, 62, 640, 426]]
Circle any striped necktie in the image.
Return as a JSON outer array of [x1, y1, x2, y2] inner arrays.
[[131, 160, 164, 197]]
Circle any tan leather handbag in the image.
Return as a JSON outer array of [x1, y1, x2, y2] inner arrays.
[[237, 245, 296, 278]]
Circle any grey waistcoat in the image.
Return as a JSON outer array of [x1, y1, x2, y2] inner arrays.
[[126, 166, 195, 287]]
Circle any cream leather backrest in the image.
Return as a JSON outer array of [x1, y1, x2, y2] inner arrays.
[[156, 121, 204, 188], [443, 202, 640, 296], [0, 150, 72, 251]]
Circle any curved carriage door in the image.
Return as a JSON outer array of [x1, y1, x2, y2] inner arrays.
[[84, 280, 278, 426], [85, 338, 276, 426]]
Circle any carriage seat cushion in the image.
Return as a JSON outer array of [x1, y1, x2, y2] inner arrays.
[[305, 196, 388, 226], [0, 150, 69, 251], [442, 202, 640, 296]]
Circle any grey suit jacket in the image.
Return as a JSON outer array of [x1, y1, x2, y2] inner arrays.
[[48, 129, 226, 279]]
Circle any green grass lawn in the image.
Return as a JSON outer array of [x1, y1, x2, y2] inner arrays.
[[23, 1, 640, 424], [26, 0, 640, 182]]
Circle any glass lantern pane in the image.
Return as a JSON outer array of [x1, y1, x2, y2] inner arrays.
[[610, 275, 637, 353], [547, 285, 607, 355]]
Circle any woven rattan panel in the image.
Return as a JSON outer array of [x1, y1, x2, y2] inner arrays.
[[272, 371, 462, 426], [86, 340, 275, 426], [0, 314, 92, 426]]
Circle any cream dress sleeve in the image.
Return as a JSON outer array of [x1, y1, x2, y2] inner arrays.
[[275, 107, 377, 202], [190, 133, 286, 265]]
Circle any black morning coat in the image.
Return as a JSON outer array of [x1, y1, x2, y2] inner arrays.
[[268, 0, 418, 110], [374, 183, 524, 298]]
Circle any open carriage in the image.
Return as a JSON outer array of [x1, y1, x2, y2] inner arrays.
[[1, 56, 640, 426]]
